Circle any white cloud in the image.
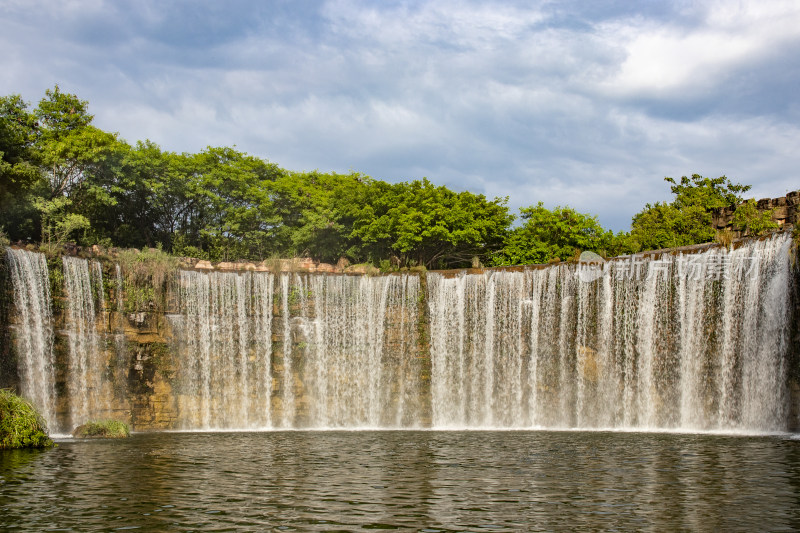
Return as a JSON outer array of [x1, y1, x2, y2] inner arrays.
[[1, 0, 799, 231], [322, 0, 549, 47], [596, 0, 800, 98]]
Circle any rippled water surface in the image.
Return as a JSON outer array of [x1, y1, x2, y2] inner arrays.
[[2, 431, 800, 531]]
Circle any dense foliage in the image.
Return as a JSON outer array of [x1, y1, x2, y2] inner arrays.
[[492, 203, 617, 265], [72, 419, 130, 439], [624, 174, 779, 252], [0, 87, 782, 267], [0, 389, 54, 449]]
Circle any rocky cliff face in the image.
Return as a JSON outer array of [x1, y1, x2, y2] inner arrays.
[[2, 252, 429, 432]]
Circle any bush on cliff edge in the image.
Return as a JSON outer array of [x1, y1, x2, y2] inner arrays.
[[0, 389, 54, 449]]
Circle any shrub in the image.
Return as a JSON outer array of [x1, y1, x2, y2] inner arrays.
[[0, 389, 55, 449], [715, 229, 735, 247], [731, 199, 779, 237], [72, 419, 130, 439], [117, 246, 178, 289], [117, 246, 178, 312]]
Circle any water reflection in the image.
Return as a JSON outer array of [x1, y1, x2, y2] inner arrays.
[[1, 431, 799, 531]]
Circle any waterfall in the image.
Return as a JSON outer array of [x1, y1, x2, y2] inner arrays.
[[299, 273, 421, 428], [62, 256, 110, 428], [3, 232, 795, 433], [429, 271, 529, 427], [428, 233, 794, 431], [177, 270, 270, 429], [280, 273, 294, 427], [174, 271, 422, 429], [253, 272, 274, 428], [112, 264, 127, 394], [115, 264, 124, 313], [91, 261, 107, 331], [6, 249, 56, 428]]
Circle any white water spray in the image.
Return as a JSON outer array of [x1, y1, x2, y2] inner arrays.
[[6, 249, 56, 428]]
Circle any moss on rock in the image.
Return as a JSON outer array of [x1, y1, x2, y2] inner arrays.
[[0, 389, 55, 449], [72, 419, 131, 439]]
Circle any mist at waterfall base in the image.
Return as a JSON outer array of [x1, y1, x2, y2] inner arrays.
[[4, 232, 796, 434]]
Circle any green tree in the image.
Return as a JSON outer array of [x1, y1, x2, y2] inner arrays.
[[269, 171, 372, 262], [33, 195, 90, 249], [629, 174, 749, 251], [353, 178, 513, 268], [112, 141, 205, 249], [190, 146, 283, 261], [34, 85, 117, 199], [6, 86, 120, 248], [75, 141, 282, 258], [0, 94, 43, 240], [492, 202, 613, 266]]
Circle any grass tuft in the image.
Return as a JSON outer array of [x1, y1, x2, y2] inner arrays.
[[715, 229, 735, 247]]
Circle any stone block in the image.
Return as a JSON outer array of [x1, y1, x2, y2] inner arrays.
[[773, 206, 789, 219], [298, 258, 316, 271]]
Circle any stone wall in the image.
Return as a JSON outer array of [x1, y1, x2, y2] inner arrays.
[[712, 190, 800, 235]]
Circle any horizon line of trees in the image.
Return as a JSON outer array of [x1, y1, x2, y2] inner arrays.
[[0, 86, 779, 269]]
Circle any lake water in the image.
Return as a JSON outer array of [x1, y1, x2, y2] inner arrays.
[[1, 431, 799, 531]]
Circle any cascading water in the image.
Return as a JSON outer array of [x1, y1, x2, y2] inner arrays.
[[176, 270, 271, 429], [5, 249, 56, 427], [112, 264, 127, 391], [428, 232, 794, 431], [62, 256, 110, 428], [91, 261, 106, 331], [3, 233, 796, 433], [174, 271, 423, 429], [299, 273, 422, 428], [280, 273, 294, 427]]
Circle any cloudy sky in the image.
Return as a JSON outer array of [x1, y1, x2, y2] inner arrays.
[[2, 0, 799, 230]]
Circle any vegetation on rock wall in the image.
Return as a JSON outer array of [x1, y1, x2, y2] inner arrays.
[[0, 389, 54, 449], [117, 247, 178, 312], [624, 175, 784, 252], [0, 252, 17, 390], [731, 199, 779, 237]]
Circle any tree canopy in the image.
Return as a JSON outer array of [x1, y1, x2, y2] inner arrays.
[[491, 203, 613, 266], [0, 87, 783, 268], [628, 174, 759, 251]]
